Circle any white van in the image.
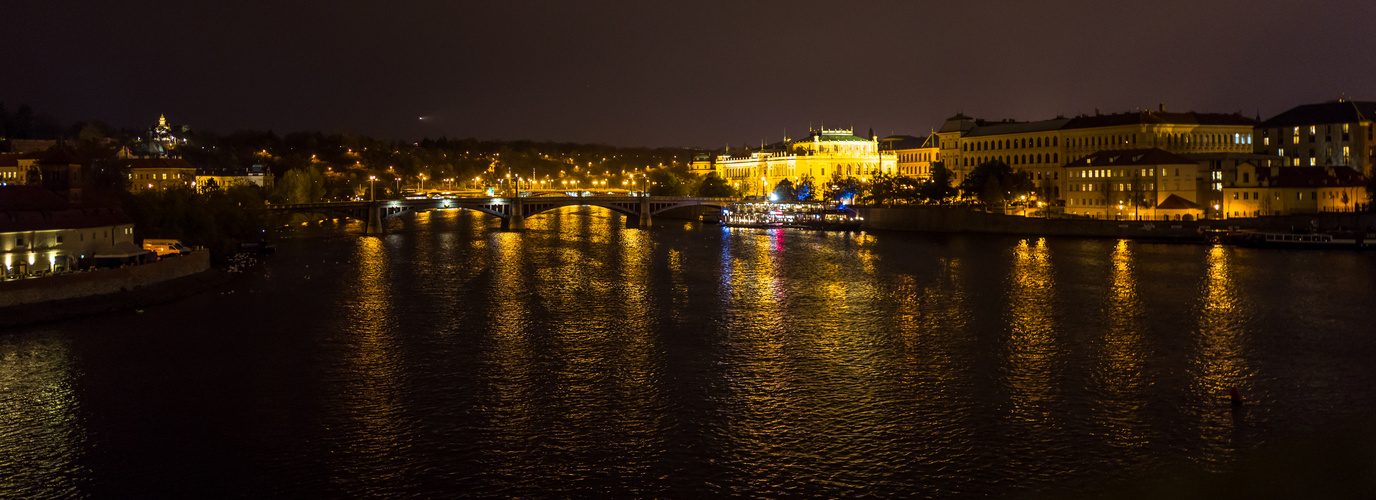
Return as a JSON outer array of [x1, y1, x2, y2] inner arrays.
[[142, 239, 192, 257]]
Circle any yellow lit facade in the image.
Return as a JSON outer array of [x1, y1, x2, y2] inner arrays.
[[120, 158, 197, 192], [1221, 164, 1367, 217], [1063, 149, 1204, 220], [881, 135, 941, 179], [1253, 100, 1376, 175], [714, 129, 896, 196], [936, 109, 1257, 204], [0, 153, 36, 186]]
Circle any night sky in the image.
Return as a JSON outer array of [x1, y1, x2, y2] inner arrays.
[[3, 0, 1373, 147]]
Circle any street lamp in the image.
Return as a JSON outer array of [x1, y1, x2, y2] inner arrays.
[[369, 175, 376, 201]]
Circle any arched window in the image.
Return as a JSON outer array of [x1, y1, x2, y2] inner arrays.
[[1053, 153, 1059, 163]]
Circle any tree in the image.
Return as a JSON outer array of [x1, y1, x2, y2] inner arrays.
[[648, 168, 689, 196], [270, 167, 325, 204], [958, 159, 1034, 211], [697, 172, 735, 197], [795, 174, 817, 201], [921, 161, 956, 203], [864, 173, 920, 206], [823, 176, 865, 205], [771, 179, 797, 202]]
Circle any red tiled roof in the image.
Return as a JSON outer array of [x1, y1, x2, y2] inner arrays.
[[1156, 194, 1201, 210], [0, 186, 133, 232]]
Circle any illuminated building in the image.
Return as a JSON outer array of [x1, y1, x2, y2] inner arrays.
[[0, 153, 37, 185], [195, 164, 267, 191], [880, 135, 940, 179], [120, 158, 198, 192], [712, 128, 896, 196], [1064, 148, 1205, 220], [0, 186, 135, 277], [1221, 165, 1366, 217], [1253, 100, 1376, 175], [936, 107, 1258, 204]]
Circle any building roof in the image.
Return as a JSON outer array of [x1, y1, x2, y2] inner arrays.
[[938, 114, 976, 134], [1062, 110, 1257, 129], [1252, 166, 1366, 188], [1156, 194, 1202, 210], [1258, 100, 1376, 128], [795, 129, 871, 143], [1068, 148, 1198, 167], [881, 135, 930, 150], [118, 158, 197, 170], [0, 186, 132, 232], [964, 118, 1070, 138]]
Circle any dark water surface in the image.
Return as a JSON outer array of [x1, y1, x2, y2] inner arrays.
[[5, 207, 1376, 497]]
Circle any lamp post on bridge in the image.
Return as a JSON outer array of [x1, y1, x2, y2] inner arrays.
[[369, 175, 376, 202]]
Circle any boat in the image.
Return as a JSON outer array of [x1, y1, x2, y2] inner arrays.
[[721, 201, 863, 231], [1212, 229, 1375, 249]]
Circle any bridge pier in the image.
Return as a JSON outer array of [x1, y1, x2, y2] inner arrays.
[[501, 196, 524, 231], [367, 203, 385, 234], [638, 197, 652, 228]]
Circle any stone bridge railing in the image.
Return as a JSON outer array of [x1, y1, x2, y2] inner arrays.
[[268, 196, 736, 233]]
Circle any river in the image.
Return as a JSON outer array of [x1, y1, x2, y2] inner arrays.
[[4, 207, 1376, 497]]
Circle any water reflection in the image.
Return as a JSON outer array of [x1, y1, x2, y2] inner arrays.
[[1091, 240, 1149, 452], [1189, 245, 1255, 469], [0, 338, 87, 498], [1003, 238, 1060, 423], [330, 236, 409, 490]]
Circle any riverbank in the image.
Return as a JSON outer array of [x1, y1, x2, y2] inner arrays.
[[858, 206, 1375, 241], [0, 250, 222, 329]]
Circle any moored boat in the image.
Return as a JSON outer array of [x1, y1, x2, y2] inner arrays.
[[721, 201, 863, 231], [1213, 229, 1374, 249]]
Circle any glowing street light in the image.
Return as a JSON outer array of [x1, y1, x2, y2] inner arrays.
[[369, 175, 377, 201]]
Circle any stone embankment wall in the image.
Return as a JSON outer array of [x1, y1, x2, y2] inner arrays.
[[859, 206, 1376, 240], [0, 249, 211, 308]]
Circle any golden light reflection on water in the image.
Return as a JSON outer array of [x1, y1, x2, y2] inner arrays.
[[490, 208, 664, 478], [1189, 245, 1254, 469], [1092, 240, 1149, 451], [1003, 238, 1059, 424], [337, 236, 406, 485], [0, 339, 85, 497]]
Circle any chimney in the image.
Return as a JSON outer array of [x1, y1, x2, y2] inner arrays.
[[1158, 103, 1165, 112]]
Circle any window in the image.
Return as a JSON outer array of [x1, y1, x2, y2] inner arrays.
[[1310, 158, 1316, 166], [16, 237, 24, 246], [1263, 136, 1270, 146], [1242, 192, 1249, 200], [56, 236, 63, 244]]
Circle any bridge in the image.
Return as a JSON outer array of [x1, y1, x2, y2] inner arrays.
[[268, 195, 736, 233]]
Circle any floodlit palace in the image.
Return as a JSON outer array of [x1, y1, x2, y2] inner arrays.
[[691, 128, 896, 196]]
